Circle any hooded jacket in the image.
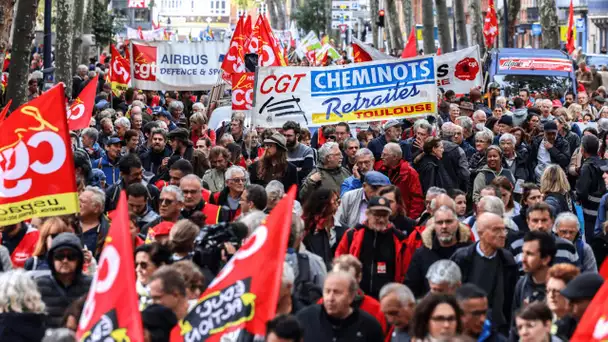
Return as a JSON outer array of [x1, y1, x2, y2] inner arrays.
[[0, 312, 47, 342], [35, 233, 92, 328], [300, 165, 351, 201], [575, 155, 606, 241], [139, 145, 172, 175], [375, 159, 425, 218], [93, 153, 121, 187], [512, 108, 528, 127], [473, 165, 515, 203]]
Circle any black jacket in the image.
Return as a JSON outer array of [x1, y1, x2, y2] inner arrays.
[[296, 305, 384, 342], [529, 135, 570, 171], [248, 160, 299, 192], [35, 233, 92, 328], [302, 226, 346, 270], [575, 155, 606, 240], [105, 179, 161, 213], [441, 140, 470, 191], [591, 232, 608, 270], [414, 154, 456, 193], [0, 312, 47, 342], [139, 145, 173, 175]]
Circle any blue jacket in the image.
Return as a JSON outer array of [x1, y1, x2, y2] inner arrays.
[[594, 193, 608, 236], [340, 176, 362, 196], [367, 134, 388, 160], [461, 140, 477, 158], [93, 154, 121, 187]]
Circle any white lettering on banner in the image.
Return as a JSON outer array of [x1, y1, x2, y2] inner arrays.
[[67, 103, 85, 121], [259, 44, 276, 66], [232, 89, 253, 109], [0, 131, 66, 198], [134, 61, 157, 80], [79, 245, 120, 330], [209, 226, 268, 287], [260, 74, 307, 94], [112, 60, 129, 83]]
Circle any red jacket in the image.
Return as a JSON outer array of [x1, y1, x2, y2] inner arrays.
[[0, 225, 39, 268], [375, 159, 424, 219], [335, 225, 408, 284]]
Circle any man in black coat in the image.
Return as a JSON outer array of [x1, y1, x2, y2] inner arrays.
[[105, 153, 160, 212], [296, 272, 384, 342], [35, 233, 92, 328], [529, 121, 570, 182]]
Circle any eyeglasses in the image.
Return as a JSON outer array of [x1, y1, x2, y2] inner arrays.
[[160, 198, 175, 205], [229, 178, 246, 183], [327, 135, 337, 140], [466, 309, 487, 317], [181, 189, 199, 195], [53, 251, 78, 261], [135, 261, 149, 269], [430, 315, 457, 323]]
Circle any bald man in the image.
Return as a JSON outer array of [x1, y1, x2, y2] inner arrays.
[[451, 212, 518, 335]]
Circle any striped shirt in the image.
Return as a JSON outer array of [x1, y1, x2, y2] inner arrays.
[[509, 234, 580, 273]]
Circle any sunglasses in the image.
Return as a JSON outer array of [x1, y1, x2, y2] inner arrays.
[[229, 178, 246, 183], [160, 198, 174, 205], [327, 135, 337, 141], [53, 251, 78, 261], [135, 261, 149, 269]]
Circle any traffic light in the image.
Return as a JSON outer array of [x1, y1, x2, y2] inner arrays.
[[378, 9, 385, 27]]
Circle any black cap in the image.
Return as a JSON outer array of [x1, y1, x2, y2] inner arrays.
[[594, 95, 605, 103], [167, 128, 189, 143], [543, 121, 558, 133], [498, 115, 513, 126], [367, 196, 392, 214], [560, 272, 604, 300]]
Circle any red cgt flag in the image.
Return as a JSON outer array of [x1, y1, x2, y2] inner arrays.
[[258, 16, 287, 66], [110, 44, 131, 96], [77, 191, 144, 342], [244, 16, 261, 55], [68, 75, 98, 130], [0, 99, 12, 123], [221, 15, 246, 77], [483, 0, 499, 48], [566, 0, 575, 54], [352, 43, 372, 63], [570, 278, 608, 341], [0, 83, 79, 226], [171, 187, 296, 342], [401, 26, 417, 58]]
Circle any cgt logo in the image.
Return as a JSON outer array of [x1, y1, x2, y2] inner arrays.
[[133, 44, 157, 81], [454, 57, 480, 81], [0, 106, 67, 198]]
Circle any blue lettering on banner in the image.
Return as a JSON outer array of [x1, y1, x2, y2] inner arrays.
[[310, 58, 434, 94], [160, 54, 209, 65], [321, 82, 420, 120]]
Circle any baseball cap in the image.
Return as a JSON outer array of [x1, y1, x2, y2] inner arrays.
[[367, 196, 392, 214], [363, 171, 391, 186], [560, 272, 604, 300], [383, 120, 401, 131], [543, 121, 558, 133], [107, 136, 122, 145], [263, 132, 288, 151], [498, 115, 513, 126], [594, 95, 605, 103]]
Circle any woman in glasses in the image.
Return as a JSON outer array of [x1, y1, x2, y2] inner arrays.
[[24, 217, 73, 271], [410, 294, 462, 341], [135, 243, 172, 311]]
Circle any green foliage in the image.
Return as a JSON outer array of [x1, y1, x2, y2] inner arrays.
[[90, 0, 115, 47], [291, 0, 327, 37]]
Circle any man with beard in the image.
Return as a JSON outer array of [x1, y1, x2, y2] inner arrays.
[[203, 146, 231, 192], [405, 206, 473, 298], [0, 222, 39, 268], [283, 121, 315, 182], [300, 142, 350, 201], [335, 196, 408, 298], [167, 128, 194, 168], [367, 120, 403, 160], [340, 148, 375, 195], [140, 128, 172, 175]]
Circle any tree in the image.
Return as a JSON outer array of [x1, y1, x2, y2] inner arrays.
[[435, 0, 452, 53], [454, 0, 468, 49], [91, 0, 115, 49], [507, 0, 521, 48], [266, 0, 286, 30], [402, 0, 413, 36], [386, 0, 403, 55], [72, 0, 86, 72], [370, 0, 379, 49], [539, 0, 559, 49], [55, 0, 75, 97], [421, 0, 435, 54], [291, 0, 327, 37], [0, 0, 15, 73], [6, 0, 39, 111], [470, 0, 485, 54]]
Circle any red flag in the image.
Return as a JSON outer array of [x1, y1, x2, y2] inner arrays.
[[600, 258, 608, 280], [231, 72, 254, 110], [566, 0, 575, 54], [483, 0, 499, 48], [110, 44, 131, 96], [221, 15, 246, 76], [258, 16, 287, 66], [0, 99, 12, 123], [76, 191, 144, 341], [401, 26, 417, 58], [67, 75, 98, 130], [437, 47, 441, 55], [352, 43, 372, 63], [570, 278, 608, 341], [171, 187, 296, 341], [0, 84, 79, 226], [244, 14, 252, 38], [244, 16, 262, 55], [305, 49, 316, 64]]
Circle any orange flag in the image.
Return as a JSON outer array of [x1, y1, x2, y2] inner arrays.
[[67, 75, 98, 130], [76, 191, 144, 341], [401, 26, 417, 58]]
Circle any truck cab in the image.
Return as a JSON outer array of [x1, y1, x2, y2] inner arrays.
[[484, 48, 577, 98]]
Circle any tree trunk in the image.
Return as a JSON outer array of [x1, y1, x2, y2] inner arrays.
[[71, 0, 85, 73], [0, 0, 15, 72], [402, 0, 412, 35], [275, 0, 287, 30], [386, 0, 403, 54], [370, 0, 379, 48], [470, 0, 485, 54], [325, 0, 332, 39], [507, 0, 521, 48], [435, 0, 452, 53], [81, 0, 94, 64], [56, 0, 75, 98], [266, 0, 279, 29], [454, 0, 468, 49], [421, 0, 435, 54], [539, 0, 559, 49], [6, 0, 37, 111]]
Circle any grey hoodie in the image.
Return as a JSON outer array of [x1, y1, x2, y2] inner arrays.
[[512, 107, 528, 127]]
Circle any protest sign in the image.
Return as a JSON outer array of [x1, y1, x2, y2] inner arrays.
[[232, 72, 254, 111], [253, 57, 437, 127], [130, 40, 225, 90], [435, 45, 482, 94], [0, 84, 79, 225]]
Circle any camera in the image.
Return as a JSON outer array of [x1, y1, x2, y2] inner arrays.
[[191, 221, 249, 276]]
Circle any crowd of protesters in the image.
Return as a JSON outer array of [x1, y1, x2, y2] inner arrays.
[[1, 49, 608, 342]]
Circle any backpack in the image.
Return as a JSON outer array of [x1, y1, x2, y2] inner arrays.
[[292, 253, 322, 307]]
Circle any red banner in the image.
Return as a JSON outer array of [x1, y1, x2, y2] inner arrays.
[[171, 187, 296, 341], [401, 26, 417, 58], [498, 58, 573, 72], [110, 44, 131, 96], [483, 0, 498, 48], [0, 84, 79, 225], [232, 72, 254, 111], [244, 16, 262, 55], [68, 75, 98, 130], [77, 191, 144, 341], [131, 43, 157, 82], [221, 15, 246, 77], [571, 279, 608, 341]]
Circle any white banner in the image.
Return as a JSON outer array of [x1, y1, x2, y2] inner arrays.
[[253, 57, 437, 127], [125, 27, 165, 40], [130, 40, 225, 91], [435, 45, 482, 94]]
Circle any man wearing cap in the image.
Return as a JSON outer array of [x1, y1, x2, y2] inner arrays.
[[249, 132, 299, 192], [376, 142, 424, 218], [154, 107, 177, 131], [575, 135, 606, 242], [592, 95, 605, 112], [367, 120, 402, 161], [335, 196, 408, 299], [167, 128, 194, 169], [93, 135, 123, 187], [300, 141, 350, 201], [530, 121, 571, 182], [556, 272, 605, 339], [460, 101, 476, 117], [335, 171, 391, 229]]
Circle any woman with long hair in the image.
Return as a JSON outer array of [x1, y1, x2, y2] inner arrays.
[[249, 132, 298, 191], [378, 185, 416, 234], [540, 165, 573, 216], [491, 176, 520, 217], [472, 146, 515, 203], [410, 294, 462, 341], [24, 217, 73, 271], [513, 183, 543, 232], [301, 188, 344, 269]]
